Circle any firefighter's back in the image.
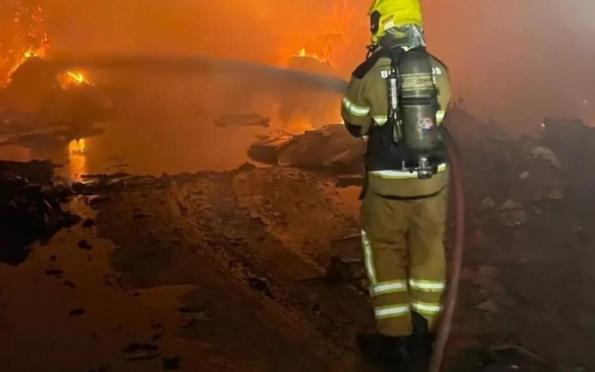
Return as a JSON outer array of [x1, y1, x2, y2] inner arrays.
[[357, 53, 450, 198]]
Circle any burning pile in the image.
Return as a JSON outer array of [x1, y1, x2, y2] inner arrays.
[[0, 0, 90, 88], [277, 35, 345, 132], [0, 0, 48, 86]]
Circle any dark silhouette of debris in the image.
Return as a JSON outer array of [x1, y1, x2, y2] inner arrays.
[[236, 162, 256, 172], [152, 333, 163, 341], [178, 305, 206, 314], [247, 276, 274, 299], [69, 308, 86, 316], [63, 280, 76, 289], [78, 239, 92, 250], [49, 255, 57, 262], [0, 159, 81, 265], [162, 356, 181, 370], [82, 218, 96, 228], [45, 269, 63, 276], [84, 363, 112, 372], [121, 343, 160, 361], [84, 195, 107, 208]]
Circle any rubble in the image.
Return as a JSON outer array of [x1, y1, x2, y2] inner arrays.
[[498, 200, 527, 227], [0, 159, 79, 265], [325, 235, 367, 290], [2, 105, 595, 370], [236, 162, 256, 172], [481, 198, 496, 210], [63, 280, 76, 289], [162, 357, 182, 370], [69, 308, 86, 316], [525, 144, 564, 171], [78, 239, 93, 250], [151, 333, 163, 341], [120, 343, 160, 361], [477, 299, 499, 314], [82, 218, 96, 228], [248, 124, 363, 174], [247, 275, 275, 299]]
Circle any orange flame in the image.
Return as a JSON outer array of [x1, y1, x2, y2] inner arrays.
[[295, 46, 327, 63], [56, 69, 93, 89]]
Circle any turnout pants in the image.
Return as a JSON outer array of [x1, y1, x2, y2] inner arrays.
[[360, 187, 448, 337]]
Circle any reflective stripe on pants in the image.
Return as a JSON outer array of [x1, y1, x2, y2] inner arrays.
[[360, 184, 448, 336]]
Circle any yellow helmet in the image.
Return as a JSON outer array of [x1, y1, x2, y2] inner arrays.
[[368, 0, 424, 45]]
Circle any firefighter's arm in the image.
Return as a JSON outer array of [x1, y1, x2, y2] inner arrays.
[[432, 59, 452, 125], [341, 77, 373, 138]]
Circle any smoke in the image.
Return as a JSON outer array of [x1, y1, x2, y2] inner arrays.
[[38, 0, 595, 131], [424, 0, 595, 130]]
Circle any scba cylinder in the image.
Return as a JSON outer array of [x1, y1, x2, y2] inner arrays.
[[398, 49, 443, 157]]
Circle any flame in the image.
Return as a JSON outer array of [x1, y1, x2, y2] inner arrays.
[[58, 70, 93, 89], [287, 115, 315, 133], [67, 71, 86, 84], [294, 46, 328, 63], [1, 2, 49, 85]]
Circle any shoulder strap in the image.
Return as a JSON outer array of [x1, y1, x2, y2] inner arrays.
[[351, 48, 396, 79]]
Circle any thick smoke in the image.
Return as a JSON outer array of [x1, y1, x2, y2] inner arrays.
[[39, 0, 595, 131], [424, 0, 595, 131]]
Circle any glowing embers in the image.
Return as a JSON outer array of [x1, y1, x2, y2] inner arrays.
[[58, 70, 93, 89]]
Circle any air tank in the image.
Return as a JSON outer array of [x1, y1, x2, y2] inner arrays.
[[398, 49, 442, 156]]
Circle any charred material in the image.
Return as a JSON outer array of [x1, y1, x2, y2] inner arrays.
[[248, 124, 364, 174], [0, 159, 79, 265], [1, 58, 114, 125]]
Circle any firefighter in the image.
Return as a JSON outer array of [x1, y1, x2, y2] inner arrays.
[[340, 0, 452, 366]]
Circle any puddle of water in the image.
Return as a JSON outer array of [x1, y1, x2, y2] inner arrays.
[[1, 115, 265, 182]]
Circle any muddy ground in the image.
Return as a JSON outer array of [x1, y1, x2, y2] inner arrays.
[[2, 111, 595, 372]]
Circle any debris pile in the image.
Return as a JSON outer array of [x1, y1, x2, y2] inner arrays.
[[0, 58, 114, 150], [247, 107, 574, 225], [248, 124, 364, 174], [0, 159, 79, 265]]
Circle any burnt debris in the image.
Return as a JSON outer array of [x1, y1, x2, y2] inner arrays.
[[0, 159, 80, 265], [120, 343, 160, 361]]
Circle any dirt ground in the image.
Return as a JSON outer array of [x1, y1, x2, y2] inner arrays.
[[2, 108, 595, 371], [2, 161, 593, 372]]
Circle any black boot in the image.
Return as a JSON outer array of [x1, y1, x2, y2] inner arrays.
[[411, 311, 436, 350], [406, 312, 435, 371], [357, 333, 412, 366]]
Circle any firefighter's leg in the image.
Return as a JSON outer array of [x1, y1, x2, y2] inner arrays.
[[407, 188, 449, 332], [361, 191, 412, 337]]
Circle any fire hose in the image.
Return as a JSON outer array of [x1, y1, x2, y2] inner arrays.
[[428, 127, 466, 372]]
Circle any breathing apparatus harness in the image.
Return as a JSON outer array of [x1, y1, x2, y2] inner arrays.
[[362, 45, 445, 181]]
